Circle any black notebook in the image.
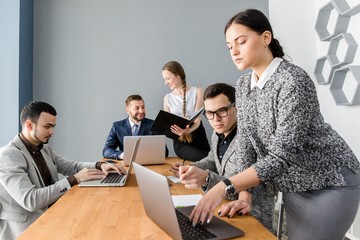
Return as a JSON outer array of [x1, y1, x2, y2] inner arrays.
[[150, 107, 204, 140]]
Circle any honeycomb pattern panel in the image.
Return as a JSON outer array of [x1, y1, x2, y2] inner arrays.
[[327, 33, 357, 67], [330, 66, 360, 105], [314, 56, 336, 85], [315, 2, 351, 41], [331, 0, 360, 16], [314, 0, 360, 105]]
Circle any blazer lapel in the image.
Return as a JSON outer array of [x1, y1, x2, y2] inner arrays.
[[221, 142, 236, 174], [125, 118, 132, 136], [213, 133, 236, 176], [40, 148, 59, 183], [212, 133, 223, 174], [14, 136, 46, 187], [137, 121, 147, 136]]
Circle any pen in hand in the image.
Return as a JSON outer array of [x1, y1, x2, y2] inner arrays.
[[169, 161, 183, 177], [177, 160, 186, 178], [178, 161, 190, 179]]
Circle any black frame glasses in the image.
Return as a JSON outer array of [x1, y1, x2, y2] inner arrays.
[[203, 102, 235, 120]]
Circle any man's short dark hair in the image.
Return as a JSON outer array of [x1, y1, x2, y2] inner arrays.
[[20, 101, 57, 126], [125, 95, 144, 106], [203, 83, 235, 103]]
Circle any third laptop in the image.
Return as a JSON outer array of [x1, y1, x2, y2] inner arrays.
[[133, 162, 244, 240], [78, 138, 140, 187], [123, 135, 166, 166]]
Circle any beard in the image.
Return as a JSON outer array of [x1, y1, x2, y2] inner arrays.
[[131, 113, 145, 122], [33, 128, 50, 144]]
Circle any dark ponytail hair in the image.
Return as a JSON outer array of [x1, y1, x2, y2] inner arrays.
[[224, 9, 284, 58]]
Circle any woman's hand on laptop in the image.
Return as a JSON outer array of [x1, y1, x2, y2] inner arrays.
[[189, 182, 226, 226], [217, 191, 252, 218], [101, 162, 127, 175]]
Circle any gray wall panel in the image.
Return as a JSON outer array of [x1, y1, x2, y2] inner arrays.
[[33, 0, 269, 161]]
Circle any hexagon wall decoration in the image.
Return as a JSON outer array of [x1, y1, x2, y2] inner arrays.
[[315, 2, 351, 41], [314, 55, 335, 85], [331, 0, 360, 16], [315, 0, 360, 105], [330, 66, 360, 105], [327, 33, 357, 67]]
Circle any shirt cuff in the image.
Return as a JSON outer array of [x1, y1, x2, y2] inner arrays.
[[67, 175, 78, 187], [95, 162, 105, 170]]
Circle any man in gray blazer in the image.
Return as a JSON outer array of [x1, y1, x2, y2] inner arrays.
[[0, 101, 125, 239], [171, 83, 238, 197], [171, 83, 275, 232]]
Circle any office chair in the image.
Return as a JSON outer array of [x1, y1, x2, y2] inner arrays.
[[276, 192, 285, 240]]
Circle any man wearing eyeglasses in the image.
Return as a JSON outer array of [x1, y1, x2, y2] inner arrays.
[[170, 83, 238, 195], [170, 83, 275, 232]]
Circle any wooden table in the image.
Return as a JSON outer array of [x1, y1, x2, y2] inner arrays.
[[18, 157, 276, 240]]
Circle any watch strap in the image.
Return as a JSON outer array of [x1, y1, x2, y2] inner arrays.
[[222, 178, 232, 186], [201, 170, 210, 188]]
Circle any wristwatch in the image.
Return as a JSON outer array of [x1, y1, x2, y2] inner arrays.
[[222, 178, 236, 199]]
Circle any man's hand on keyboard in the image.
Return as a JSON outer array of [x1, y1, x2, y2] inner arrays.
[[74, 168, 106, 183], [101, 162, 126, 175]]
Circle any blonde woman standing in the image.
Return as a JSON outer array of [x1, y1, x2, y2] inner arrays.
[[162, 61, 210, 162]]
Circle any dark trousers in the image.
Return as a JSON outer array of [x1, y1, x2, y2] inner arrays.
[[173, 122, 210, 162]]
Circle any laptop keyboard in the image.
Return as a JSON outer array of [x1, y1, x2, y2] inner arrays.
[[175, 209, 217, 240], [100, 172, 125, 184]]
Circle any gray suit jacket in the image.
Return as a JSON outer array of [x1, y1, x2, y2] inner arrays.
[[0, 135, 95, 240], [193, 130, 238, 196]]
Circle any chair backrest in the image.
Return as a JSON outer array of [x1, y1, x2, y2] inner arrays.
[[275, 192, 286, 240]]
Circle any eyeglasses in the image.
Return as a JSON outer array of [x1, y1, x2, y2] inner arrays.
[[203, 102, 235, 120]]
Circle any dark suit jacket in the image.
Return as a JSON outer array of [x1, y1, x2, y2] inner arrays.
[[103, 117, 168, 159]]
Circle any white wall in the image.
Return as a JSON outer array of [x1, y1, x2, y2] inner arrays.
[[0, 0, 20, 146], [269, 0, 360, 238], [33, 0, 268, 161]]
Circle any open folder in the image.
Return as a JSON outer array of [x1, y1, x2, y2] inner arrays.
[[150, 107, 204, 140]]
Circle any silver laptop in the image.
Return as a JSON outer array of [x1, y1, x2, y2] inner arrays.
[[79, 138, 140, 187], [123, 135, 166, 166], [133, 162, 244, 240]]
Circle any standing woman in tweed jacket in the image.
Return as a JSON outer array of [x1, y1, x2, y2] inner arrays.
[[184, 9, 360, 240]]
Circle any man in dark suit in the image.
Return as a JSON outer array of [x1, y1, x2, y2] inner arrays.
[[103, 95, 157, 159]]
